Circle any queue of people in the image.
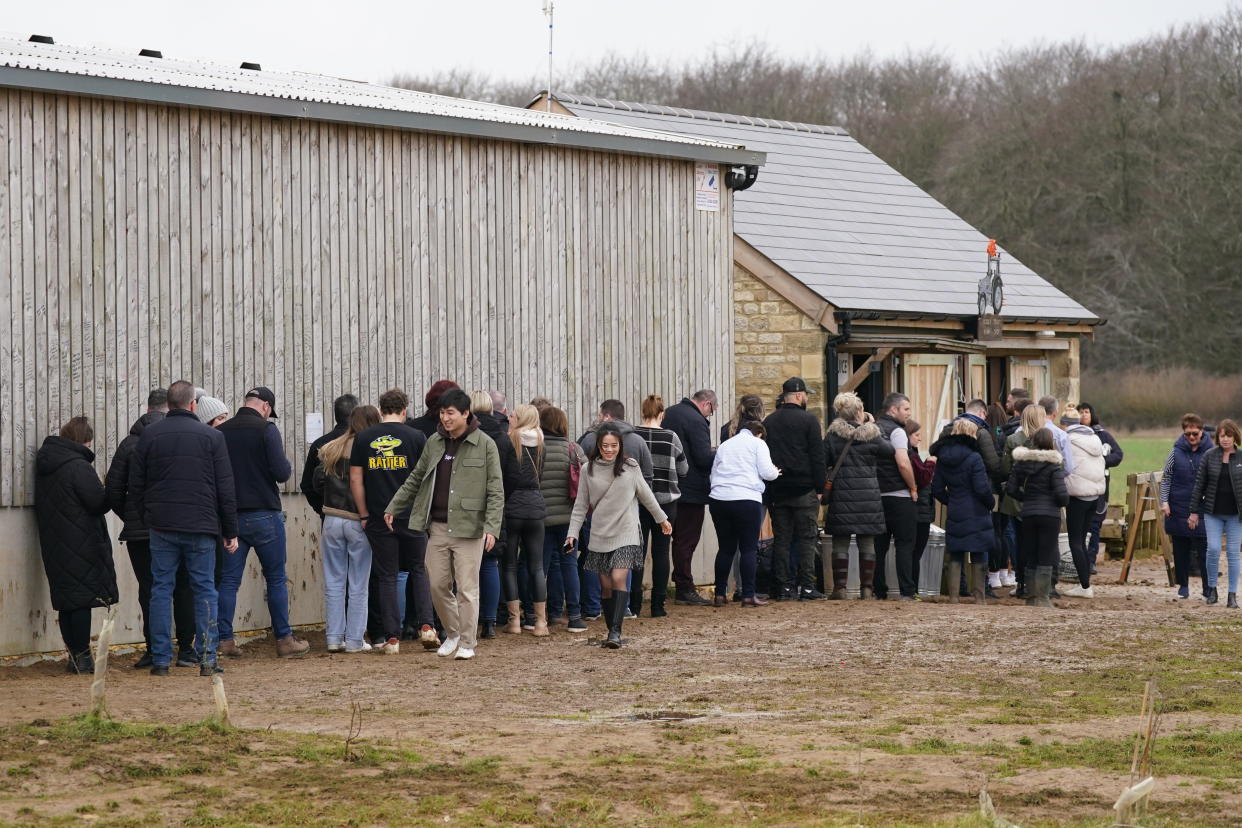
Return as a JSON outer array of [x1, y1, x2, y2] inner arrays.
[[33, 371, 1240, 674]]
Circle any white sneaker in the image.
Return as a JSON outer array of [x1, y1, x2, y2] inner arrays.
[[344, 641, 372, 654], [454, 647, 475, 660], [436, 636, 460, 657], [987, 572, 1002, 588], [383, 638, 400, 655], [1001, 570, 1017, 587], [1064, 585, 1094, 598], [326, 643, 344, 653]]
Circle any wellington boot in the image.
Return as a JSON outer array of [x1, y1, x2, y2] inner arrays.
[[946, 560, 962, 604], [604, 590, 629, 649], [970, 563, 988, 604], [532, 602, 550, 637], [828, 587, 847, 600], [503, 601, 522, 634], [1027, 566, 1054, 608], [1022, 568, 1038, 605]]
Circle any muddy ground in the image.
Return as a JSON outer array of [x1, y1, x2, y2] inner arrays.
[[1, 556, 1239, 827]]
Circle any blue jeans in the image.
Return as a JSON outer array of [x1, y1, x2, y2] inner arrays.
[[218, 510, 291, 642], [479, 556, 501, 623], [544, 523, 581, 620], [575, 519, 600, 616], [149, 530, 218, 668], [1204, 513, 1242, 593], [321, 516, 371, 648]]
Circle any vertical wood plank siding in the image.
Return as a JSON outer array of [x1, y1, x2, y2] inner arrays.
[[0, 89, 734, 505]]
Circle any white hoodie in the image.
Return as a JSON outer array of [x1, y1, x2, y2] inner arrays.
[[1064, 424, 1107, 499]]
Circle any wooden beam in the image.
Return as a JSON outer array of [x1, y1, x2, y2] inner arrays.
[[842, 348, 893, 392], [1118, 478, 1149, 584], [734, 235, 838, 333]]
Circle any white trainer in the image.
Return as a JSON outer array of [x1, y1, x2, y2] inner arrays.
[[326, 643, 344, 653], [987, 571, 1002, 588], [1001, 570, 1017, 587], [1064, 585, 1094, 598], [454, 647, 475, 660], [436, 636, 460, 657], [383, 638, 400, 655], [344, 640, 372, 654]]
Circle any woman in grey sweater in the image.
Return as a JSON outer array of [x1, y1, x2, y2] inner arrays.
[[567, 422, 671, 648]]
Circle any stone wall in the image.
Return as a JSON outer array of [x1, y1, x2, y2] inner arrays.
[[733, 265, 829, 425]]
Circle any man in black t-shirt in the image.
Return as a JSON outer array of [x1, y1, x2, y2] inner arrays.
[[350, 388, 435, 653]]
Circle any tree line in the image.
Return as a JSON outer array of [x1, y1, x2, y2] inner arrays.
[[393, 7, 1242, 373]]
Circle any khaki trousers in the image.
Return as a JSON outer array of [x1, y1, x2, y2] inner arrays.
[[426, 522, 485, 649]]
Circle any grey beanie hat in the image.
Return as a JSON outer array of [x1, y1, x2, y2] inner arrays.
[[196, 395, 229, 424]]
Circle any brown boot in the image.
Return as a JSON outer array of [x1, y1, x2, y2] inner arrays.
[[218, 639, 243, 659], [946, 560, 961, 604], [859, 554, 877, 599], [533, 602, 550, 637], [276, 634, 310, 658], [503, 601, 522, 634], [829, 552, 849, 599]]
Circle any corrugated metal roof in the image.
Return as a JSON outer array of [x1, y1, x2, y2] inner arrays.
[[556, 94, 1098, 323], [0, 36, 762, 165]]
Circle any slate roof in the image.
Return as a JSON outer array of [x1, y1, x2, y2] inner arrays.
[[554, 94, 1097, 323], [0, 37, 761, 165]]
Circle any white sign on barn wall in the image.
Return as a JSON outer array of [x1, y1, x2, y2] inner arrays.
[[695, 162, 720, 211]]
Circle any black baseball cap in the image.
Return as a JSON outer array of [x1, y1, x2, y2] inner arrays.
[[245, 386, 278, 418], [782, 377, 815, 394]]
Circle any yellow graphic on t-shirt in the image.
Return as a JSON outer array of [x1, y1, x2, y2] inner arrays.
[[368, 435, 408, 470]]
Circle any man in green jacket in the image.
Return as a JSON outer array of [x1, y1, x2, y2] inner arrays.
[[385, 388, 504, 660]]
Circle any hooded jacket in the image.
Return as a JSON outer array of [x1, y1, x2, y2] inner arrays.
[[1005, 447, 1069, 520], [660, 399, 715, 505], [935, 413, 1003, 484], [1064, 424, 1108, 499], [1190, 445, 1242, 520], [763, 402, 826, 499], [931, 434, 995, 557], [104, 410, 165, 541], [35, 436, 119, 611], [1160, 432, 1214, 538], [822, 418, 894, 536], [578, 419, 654, 485]]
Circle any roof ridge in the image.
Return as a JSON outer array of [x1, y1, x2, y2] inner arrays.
[[553, 92, 849, 136]]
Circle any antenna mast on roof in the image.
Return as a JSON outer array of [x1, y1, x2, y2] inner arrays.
[[542, 0, 554, 112]]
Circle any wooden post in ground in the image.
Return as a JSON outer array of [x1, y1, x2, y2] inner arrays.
[[1118, 476, 1149, 584]]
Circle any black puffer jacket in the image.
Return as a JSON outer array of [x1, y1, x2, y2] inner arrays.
[[763, 403, 826, 499], [104, 410, 165, 541], [35, 436, 118, 611], [476, 412, 516, 486], [504, 444, 548, 521], [129, 409, 239, 538], [539, 436, 585, 527], [822, 418, 895, 536], [1005, 447, 1069, 519], [1190, 446, 1242, 519]]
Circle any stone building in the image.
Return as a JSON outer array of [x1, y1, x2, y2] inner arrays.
[[538, 94, 1099, 435]]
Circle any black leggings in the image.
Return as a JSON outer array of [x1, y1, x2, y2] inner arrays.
[[1065, 498, 1095, 589], [58, 607, 92, 655], [989, 513, 1009, 572], [1171, 535, 1208, 592], [1021, 515, 1061, 568], [504, 516, 546, 603]]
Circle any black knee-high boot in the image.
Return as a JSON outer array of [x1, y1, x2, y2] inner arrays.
[[605, 590, 629, 649]]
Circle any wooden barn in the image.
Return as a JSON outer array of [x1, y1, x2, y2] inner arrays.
[[536, 95, 1100, 433], [0, 36, 764, 656]]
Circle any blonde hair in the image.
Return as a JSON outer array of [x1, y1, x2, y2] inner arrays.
[[833, 391, 863, 421], [469, 390, 493, 414], [1021, 403, 1045, 437], [951, 418, 978, 438], [507, 404, 545, 468], [319, 405, 380, 476]]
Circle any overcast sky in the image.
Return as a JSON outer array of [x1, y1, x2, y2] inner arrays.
[[3, 0, 1233, 86]]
